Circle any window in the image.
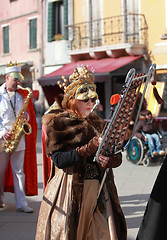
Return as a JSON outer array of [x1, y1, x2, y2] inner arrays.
[[47, 0, 64, 42], [29, 18, 37, 49], [3, 25, 9, 54]]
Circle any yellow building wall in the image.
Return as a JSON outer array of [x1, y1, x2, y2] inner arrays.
[[140, 0, 167, 117], [155, 54, 167, 64], [103, 0, 122, 18], [140, 0, 166, 66], [73, 0, 89, 23], [73, 0, 122, 23], [140, 82, 165, 117], [73, 0, 167, 67]]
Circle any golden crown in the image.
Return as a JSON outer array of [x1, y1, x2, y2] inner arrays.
[[7, 61, 20, 67], [57, 66, 95, 92], [58, 66, 96, 108]]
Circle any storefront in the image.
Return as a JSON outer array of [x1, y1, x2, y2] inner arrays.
[[38, 55, 144, 118]]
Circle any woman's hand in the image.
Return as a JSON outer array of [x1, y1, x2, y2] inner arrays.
[[98, 137, 102, 145], [97, 137, 122, 168], [76, 136, 99, 159], [98, 154, 110, 167], [98, 152, 122, 168], [97, 137, 110, 167]]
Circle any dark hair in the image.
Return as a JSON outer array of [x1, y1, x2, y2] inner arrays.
[[140, 109, 152, 116]]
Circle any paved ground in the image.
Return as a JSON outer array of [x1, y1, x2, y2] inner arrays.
[[0, 129, 164, 240], [114, 155, 161, 240]]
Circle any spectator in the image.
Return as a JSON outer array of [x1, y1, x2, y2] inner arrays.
[[134, 109, 166, 157]]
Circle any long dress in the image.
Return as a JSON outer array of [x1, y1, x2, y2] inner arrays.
[[36, 110, 127, 240], [136, 156, 167, 240]]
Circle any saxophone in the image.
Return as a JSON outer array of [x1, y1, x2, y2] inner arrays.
[[4, 86, 32, 154]]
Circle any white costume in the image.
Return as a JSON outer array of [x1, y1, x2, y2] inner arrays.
[[0, 83, 27, 208]]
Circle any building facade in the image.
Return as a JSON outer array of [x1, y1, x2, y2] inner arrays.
[[142, 0, 167, 117], [1, 0, 167, 119], [40, 0, 149, 118], [0, 0, 45, 121]]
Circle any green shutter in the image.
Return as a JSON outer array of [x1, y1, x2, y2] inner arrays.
[[48, 2, 55, 42], [3, 26, 9, 54], [64, 0, 68, 39], [29, 18, 37, 49]]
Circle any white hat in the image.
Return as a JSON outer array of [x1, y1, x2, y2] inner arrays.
[[5, 65, 21, 74], [5, 62, 24, 81]]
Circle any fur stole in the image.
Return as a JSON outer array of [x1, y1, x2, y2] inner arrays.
[[42, 110, 106, 239], [42, 110, 105, 157]]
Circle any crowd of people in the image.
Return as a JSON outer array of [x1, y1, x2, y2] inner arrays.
[[0, 62, 167, 239]]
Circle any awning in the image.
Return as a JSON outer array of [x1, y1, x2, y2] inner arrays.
[[38, 55, 142, 86]]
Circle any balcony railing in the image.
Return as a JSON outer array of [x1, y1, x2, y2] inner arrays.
[[65, 14, 148, 51]]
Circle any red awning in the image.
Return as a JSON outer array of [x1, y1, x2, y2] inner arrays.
[[38, 55, 142, 86]]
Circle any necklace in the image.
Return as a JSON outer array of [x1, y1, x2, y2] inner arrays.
[[5, 87, 16, 119]]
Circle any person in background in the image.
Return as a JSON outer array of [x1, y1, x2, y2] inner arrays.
[[35, 66, 127, 240], [96, 102, 105, 119], [0, 62, 38, 213], [136, 145, 167, 239], [134, 109, 166, 157]]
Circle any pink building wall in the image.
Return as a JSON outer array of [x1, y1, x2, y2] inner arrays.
[[0, 0, 44, 80]]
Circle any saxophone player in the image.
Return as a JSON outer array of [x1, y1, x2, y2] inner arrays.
[[0, 62, 38, 213]]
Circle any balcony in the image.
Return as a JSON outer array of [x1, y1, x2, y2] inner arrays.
[[65, 14, 148, 60]]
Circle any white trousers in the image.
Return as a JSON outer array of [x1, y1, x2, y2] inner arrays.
[[0, 150, 27, 208]]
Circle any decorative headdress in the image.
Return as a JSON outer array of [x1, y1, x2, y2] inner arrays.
[[57, 66, 97, 108], [5, 61, 24, 81]]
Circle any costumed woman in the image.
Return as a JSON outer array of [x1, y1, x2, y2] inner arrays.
[[35, 66, 127, 240]]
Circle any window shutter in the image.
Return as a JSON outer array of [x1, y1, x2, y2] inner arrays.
[[3, 26, 9, 54], [48, 2, 55, 42], [29, 18, 37, 49], [64, 0, 68, 39]]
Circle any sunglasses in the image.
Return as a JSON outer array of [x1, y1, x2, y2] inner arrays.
[[82, 97, 97, 103]]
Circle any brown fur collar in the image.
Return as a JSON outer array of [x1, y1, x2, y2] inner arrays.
[[42, 110, 105, 156]]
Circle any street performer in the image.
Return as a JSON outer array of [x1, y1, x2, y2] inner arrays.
[[0, 62, 38, 213], [35, 66, 127, 240]]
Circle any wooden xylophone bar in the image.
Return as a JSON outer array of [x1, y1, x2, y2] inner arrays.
[[94, 63, 156, 162]]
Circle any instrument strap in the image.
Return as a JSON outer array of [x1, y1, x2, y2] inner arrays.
[[5, 87, 16, 119]]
